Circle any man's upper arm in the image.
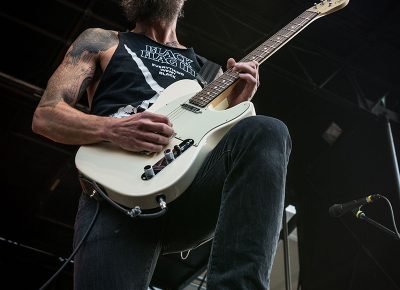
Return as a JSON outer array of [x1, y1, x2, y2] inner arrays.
[[38, 28, 118, 108]]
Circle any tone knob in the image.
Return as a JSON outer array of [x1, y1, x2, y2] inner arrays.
[[164, 149, 175, 163], [144, 165, 155, 179]]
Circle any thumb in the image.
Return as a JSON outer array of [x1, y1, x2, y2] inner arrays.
[[226, 58, 236, 70]]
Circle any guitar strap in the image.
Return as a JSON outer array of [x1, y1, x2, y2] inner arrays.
[[195, 55, 222, 87]]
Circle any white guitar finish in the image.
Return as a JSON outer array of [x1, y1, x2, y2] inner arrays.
[[75, 0, 350, 210], [76, 80, 255, 209]]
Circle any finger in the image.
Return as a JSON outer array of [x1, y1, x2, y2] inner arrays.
[[144, 132, 170, 146], [234, 62, 258, 75], [135, 140, 165, 153], [238, 72, 258, 86], [252, 60, 259, 69], [137, 113, 174, 135], [135, 129, 170, 146], [247, 60, 259, 69], [136, 120, 173, 138], [148, 122, 175, 137], [140, 111, 172, 126]]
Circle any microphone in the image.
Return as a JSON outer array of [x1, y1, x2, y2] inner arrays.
[[329, 194, 381, 217]]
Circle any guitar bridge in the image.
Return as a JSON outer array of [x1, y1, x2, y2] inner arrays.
[[141, 139, 194, 180]]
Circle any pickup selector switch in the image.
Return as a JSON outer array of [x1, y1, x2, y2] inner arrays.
[[174, 145, 181, 156]]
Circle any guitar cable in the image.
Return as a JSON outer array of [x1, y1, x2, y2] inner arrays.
[[38, 178, 167, 289], [38, 200, 100, 290], [89, 178, 168, 219], [79, 175, 167, 219]]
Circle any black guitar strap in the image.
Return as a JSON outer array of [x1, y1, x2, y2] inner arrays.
[[195, 55, 222, 87]]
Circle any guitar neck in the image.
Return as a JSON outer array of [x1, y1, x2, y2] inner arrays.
[[240, 10, 319, 65], [189, 8, 321, 108]]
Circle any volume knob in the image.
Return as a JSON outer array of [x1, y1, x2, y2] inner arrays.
[[144, 165, 155, 179], [164, 149, 175, 163]]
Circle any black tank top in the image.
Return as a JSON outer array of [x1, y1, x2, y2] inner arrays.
[[91, 31, 207, 117]]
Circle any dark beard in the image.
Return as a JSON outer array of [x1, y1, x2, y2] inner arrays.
[[121, 0, 185, 23]]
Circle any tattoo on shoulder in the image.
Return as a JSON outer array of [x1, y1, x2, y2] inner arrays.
[[67, 28, 118, 62]]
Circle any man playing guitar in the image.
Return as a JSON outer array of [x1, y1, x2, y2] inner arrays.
[[32, 0, 292, 289]]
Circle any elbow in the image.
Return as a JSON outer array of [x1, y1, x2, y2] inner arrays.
[[31, 108, 48, 136]]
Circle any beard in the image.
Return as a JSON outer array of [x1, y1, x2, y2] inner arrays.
[[121, 0, 186, 23]]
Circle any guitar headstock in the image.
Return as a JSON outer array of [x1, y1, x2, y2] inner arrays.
[[308, 0, 350, 16]]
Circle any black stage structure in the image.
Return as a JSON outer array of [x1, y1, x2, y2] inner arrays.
[[1, 0, 400, 289]]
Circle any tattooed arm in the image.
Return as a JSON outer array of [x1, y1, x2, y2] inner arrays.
[[32, 28, 174, 152], [32, 28, 117, 144]]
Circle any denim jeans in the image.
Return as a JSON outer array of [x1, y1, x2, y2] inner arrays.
[[73, 115, 292, 290]]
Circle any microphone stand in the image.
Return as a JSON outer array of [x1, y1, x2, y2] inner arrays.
[[384, 114, 400, 207], [354, 209, 400, 240]]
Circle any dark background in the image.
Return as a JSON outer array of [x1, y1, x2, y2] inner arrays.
[[1, 0, 399, 289]]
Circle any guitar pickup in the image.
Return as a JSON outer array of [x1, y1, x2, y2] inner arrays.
[[141, 139, 194, 180], [181, 103, 202, 113]]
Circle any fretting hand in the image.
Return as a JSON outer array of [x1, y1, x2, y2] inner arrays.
[[226, 58, 260, 107]]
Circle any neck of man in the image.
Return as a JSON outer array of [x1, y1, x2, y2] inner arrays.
[[133, 18, 184, 48]]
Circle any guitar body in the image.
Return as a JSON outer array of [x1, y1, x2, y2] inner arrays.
[[75, 79, 255, 209]]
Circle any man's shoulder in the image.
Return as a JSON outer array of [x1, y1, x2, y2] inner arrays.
[[77, 28, 118, 42], [72, 28, 119, 53]]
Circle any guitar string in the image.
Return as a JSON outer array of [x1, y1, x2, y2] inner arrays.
[[159, 12, 318, 129], [166, 106, 186, 122]]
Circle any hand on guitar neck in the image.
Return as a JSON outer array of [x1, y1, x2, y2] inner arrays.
[[226, 58, 260, 108]]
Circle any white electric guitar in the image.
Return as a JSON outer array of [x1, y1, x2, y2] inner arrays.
[[75, 0, 349, 211]]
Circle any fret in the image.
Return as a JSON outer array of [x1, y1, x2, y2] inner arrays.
[[283, 27, 296, 33], [284, 23, 300, 30], [254, 47, 274, 57], [259, 44, 277, 50], [270, 38, 283, 44], [297, 15, 311, 21], [276, 30, 293, 38], [294, 15, 313, 26], [243, 55, 262, 62], [265, 40, 278, 48], [189, 9, 319, 108], [303, 11, 317, 18], [287, 22, 301, 28]]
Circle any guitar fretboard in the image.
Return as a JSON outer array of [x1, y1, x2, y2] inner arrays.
[[189, 10, 319, 108]]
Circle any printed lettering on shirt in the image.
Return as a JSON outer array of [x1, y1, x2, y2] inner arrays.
[[141, 45, 196, 77]]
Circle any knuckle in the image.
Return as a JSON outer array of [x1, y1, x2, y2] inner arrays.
[[152, 144, 163, 152], [158, 135, 168, 144]]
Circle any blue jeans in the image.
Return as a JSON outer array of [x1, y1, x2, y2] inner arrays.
[[73, 115, 292, 290]]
